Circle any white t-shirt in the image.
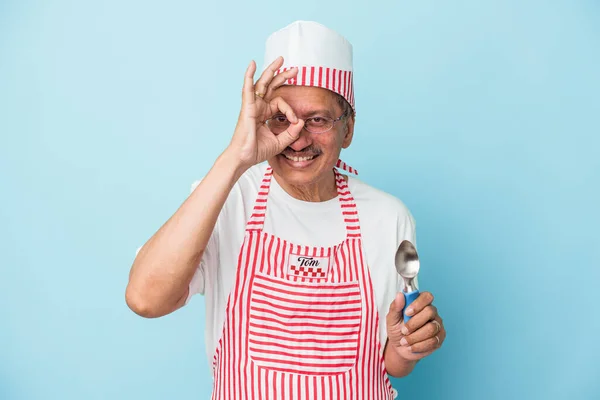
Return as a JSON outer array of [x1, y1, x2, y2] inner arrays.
[[185, 162, 418, 365]]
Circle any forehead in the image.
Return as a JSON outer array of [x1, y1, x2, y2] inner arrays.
[[272, 85, 341, 115]]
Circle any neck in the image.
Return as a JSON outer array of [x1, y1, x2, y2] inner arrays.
[[273, 170, 339, 202]]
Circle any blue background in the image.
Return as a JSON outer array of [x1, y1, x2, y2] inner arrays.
[[1, 0, 599, 399]]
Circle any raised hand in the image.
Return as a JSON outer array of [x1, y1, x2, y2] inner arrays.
[[227, 56, 305, 170]]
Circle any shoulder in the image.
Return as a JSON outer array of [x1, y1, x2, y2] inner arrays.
[[190, 163, 268, 222], [347, 175, 417, 245], [236, 162, 270, 194], [349, 176, 414, 223]]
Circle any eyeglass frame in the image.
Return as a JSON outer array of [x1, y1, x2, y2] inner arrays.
[[264, 112, 348, 135]]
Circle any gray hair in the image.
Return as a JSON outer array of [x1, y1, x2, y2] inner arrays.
[[335, 93, 355, 120]]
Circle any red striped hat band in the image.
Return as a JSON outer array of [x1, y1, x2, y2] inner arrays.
[[275, 66, 354, 111]]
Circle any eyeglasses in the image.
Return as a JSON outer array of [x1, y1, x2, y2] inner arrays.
[[265, 113, 346, 134]]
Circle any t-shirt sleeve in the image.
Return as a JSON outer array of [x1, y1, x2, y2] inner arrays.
[[184, 179, 220, 304]]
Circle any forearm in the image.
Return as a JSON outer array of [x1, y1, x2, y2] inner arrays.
[[126, 150, 246, 317], [383, 339, 418, 378]]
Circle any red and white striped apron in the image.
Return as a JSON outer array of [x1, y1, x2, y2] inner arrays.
[[210, 162, 394, 400]]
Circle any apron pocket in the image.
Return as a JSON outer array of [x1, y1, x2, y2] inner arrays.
[[247, 272, 362, 375]]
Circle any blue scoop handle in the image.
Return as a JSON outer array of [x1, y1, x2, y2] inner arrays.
[[402, 290, 420, 322]]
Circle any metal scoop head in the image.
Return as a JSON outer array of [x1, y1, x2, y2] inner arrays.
[[394, 240, 420, 293]]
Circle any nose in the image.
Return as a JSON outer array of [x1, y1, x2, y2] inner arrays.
[[288, 127, 313, 151]]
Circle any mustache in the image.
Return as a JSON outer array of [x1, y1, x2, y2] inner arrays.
[[281, 146, 322, 157]]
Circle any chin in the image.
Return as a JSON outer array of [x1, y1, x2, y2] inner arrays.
[[269, 154, 332, 186]]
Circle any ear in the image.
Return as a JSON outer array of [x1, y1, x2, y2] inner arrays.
[[341, 115, 355, 149]]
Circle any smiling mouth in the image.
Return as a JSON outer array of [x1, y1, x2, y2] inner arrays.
[[281, 153, 319, 162]]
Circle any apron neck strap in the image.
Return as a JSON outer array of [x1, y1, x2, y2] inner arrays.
[[245, 165, 362, 239], [334, 169, 362, 239], [335, 159, 358, 175]]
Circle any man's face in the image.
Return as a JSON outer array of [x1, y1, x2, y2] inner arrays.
[[267, 86, 354, 187]]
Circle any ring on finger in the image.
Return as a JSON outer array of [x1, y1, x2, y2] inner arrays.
[[255, 91, 265, 98], [435, 335, 440, 346], [432, 320, 441, 334]]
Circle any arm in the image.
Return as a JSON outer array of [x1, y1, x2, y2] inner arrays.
[[125, 151, 246, 318], [125, 57, 304, 318]]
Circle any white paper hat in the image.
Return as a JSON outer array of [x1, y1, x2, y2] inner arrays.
[[262, 21, 355, 112]]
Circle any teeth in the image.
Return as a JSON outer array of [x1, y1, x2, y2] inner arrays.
[[284, 154, 315, 162]]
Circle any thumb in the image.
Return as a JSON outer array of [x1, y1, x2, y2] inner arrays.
[[386, 292, 406, 328], [274, 119, 304, 151]]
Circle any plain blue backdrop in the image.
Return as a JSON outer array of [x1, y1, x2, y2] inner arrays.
[[1, 0, 599, 399]]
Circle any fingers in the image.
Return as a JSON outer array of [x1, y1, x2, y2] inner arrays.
[[391, 290, 445, 358], [266, 95, 304, 150], [403, 304, 437, 334], [254, 56, 284, 98], [242, 56, 296, 114], [403, 291, 434, 320], [275, 120, 305, 151], [251, 95, 303, 153], [386, 292, 405, 328], [409, 319, 446, 353], [268, 96, 298, 124], [400, 319, 440, 347], [408, 335, 440, 353], [242, 60, 258, 106], [265, 67, 298, 99]]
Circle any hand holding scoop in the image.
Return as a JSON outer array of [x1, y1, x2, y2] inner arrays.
[[394, 240, 421, 322]]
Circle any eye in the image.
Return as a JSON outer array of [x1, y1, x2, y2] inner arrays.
[[307, 116, 329, 127], [274, 115, 288, 123]]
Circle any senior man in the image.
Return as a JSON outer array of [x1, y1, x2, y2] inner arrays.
[[127, 20, 446, 399]]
